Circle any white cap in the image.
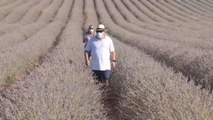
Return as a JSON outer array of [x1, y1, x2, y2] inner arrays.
[[97, 24, 105, 30]]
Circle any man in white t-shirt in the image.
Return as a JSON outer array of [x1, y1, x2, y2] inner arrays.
[[84, 24, 116, 86]]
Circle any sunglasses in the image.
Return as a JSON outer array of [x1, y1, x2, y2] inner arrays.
[[96, 31, 104, 33]]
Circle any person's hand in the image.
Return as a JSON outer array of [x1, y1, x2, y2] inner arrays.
[[85, 60, 90, 67], [112, 61, 116, 68]]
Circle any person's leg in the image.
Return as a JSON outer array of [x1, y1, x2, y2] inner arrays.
[[92, 70, 103, 84], [103, 70, 111, 87]]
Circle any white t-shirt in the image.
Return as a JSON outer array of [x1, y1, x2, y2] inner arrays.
[[85, 35, 115, 71]]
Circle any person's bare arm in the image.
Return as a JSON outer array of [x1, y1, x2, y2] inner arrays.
[[111, 51, 116, 61], [111, 51, 116, 68], [85, 51, 90, 66]]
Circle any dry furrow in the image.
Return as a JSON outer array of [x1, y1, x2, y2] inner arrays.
[[121, 0, 166, 22], [190, 0, 213, 12], [134, 0, 181, 22], [112, 0, 165, 32], [116, 0, 213, 48], [0, 0, 105, 119], [0, 0, 16, 7], [106, 0, 213, 47], [112, 0, 183, 34], [0, 0, 53, 36], [93, 0, 213, 119], [83, 0, 98, 30], [111, 37, 213, 120], [165, 0, 213, 22], [138, 0, 213, 27], [206, 0, 213, 4], [1, 0, 40, 24], [0, 24, 21, 36], [0, 0, 66, 90], [149, 0, 213, 27], [173, 0, 213, 19], [156, 0, 201, 22], [147, 0, 189, 22], [182, 0, 213, 14], [200, 0, 213, 8], [0, 0, 27, 21], [157, 0, 206, 21], [111, 0, 195, 35], [121, 0, 200, 32], [104, 0, 174, 38], [17, 0, 53, 25], [94, 0, 213, 92], [104, 0, 213, 50], [0, 0, 63, 51], [128, 0, 167, 22]]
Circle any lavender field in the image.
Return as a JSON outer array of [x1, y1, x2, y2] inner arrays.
[[0, 0, 213, 119]]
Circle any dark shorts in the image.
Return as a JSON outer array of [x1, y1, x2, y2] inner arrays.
[[92, 70, 111, 81]]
